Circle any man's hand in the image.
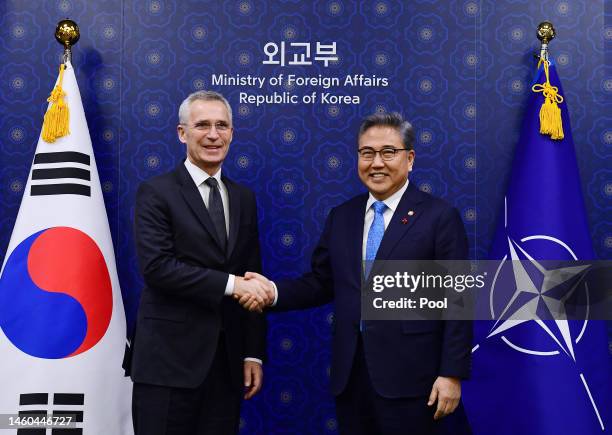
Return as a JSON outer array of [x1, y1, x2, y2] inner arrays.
[[427, 376, 461, 420], [234, 272, 275, 312], [233, 276, 272, 312], [243, 360, 263, 399]]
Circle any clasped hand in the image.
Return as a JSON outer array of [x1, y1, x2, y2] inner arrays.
[[233, 272, 274, 312]]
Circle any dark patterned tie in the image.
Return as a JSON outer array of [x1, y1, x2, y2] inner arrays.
[[204, 177, 227, 251]]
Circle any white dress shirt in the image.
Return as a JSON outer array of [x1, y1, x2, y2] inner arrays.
[[362, 178, 410, 259]]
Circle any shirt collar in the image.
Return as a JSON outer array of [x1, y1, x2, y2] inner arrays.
[[365, 178, 409, 214], [184, 158, 222, 187]]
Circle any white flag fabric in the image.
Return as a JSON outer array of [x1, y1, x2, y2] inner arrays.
[[0, 62, 133, 434]]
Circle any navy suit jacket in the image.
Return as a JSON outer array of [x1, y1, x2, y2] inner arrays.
[[128, 163, 266, 390], [275, 182, 472, 398]]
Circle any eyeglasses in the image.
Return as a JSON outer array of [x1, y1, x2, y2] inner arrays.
[[357, 147, 409, 161], [182, 122, 231, 133]]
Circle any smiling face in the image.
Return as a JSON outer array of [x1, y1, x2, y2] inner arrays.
[[357, 126, 415, 200], [177, 99, 233, 175]]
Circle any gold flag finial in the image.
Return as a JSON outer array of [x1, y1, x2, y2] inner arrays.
[[42, 19, 79, 143], [536, 21, 555, 45], [532, 21, 564, 140], [536, 21, 555, 62], [55, 19, 80, 50]]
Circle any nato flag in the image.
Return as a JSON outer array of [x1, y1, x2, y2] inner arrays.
[[462, 61, 611, 434]]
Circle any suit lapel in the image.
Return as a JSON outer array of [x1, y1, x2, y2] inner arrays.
[[223, 175, 240, 260], [349, 194, 368, 284], [176, 164, 225, 250], [375, 183, 425, 261]]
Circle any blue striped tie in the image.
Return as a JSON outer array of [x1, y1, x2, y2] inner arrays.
[[362, 201, 387, 332], [365, 200, 387, 275]]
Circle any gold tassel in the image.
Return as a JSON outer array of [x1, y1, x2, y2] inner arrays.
[[531, 59, 564, 140], [42, 64, 70, 143]]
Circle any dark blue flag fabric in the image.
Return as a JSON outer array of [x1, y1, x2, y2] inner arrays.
[[463, 61, 611, 434]]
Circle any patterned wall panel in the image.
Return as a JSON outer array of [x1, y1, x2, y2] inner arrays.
[[0, 1, 608, 434]]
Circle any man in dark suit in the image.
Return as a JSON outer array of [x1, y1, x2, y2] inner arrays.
[[240, 113, 472, 434], [128, 91, 273, 435]]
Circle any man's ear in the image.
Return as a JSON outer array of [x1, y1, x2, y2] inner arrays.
[[408, 149, 415, 172], [177, 124, 186, 144]]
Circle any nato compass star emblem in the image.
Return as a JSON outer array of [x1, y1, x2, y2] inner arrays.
[[487, 234, 590, 361], [472, 197, 605, 430]]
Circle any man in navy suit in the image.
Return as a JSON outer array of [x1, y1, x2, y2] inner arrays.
[[241, 113, 472, 434], [128, 91, 273, 435]]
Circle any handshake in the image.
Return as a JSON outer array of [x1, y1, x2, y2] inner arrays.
[[233, 272, 275, 312]]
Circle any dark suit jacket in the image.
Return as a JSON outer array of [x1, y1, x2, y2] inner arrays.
[[128, 162, 266, 390], [275, 182, 472, 398]]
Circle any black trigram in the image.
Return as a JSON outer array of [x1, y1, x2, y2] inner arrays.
[[30, 152, 91, 197], [17, 392, 84, 434]]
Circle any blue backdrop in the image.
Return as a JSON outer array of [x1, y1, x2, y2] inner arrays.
[[0, 1, 609, 433]]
